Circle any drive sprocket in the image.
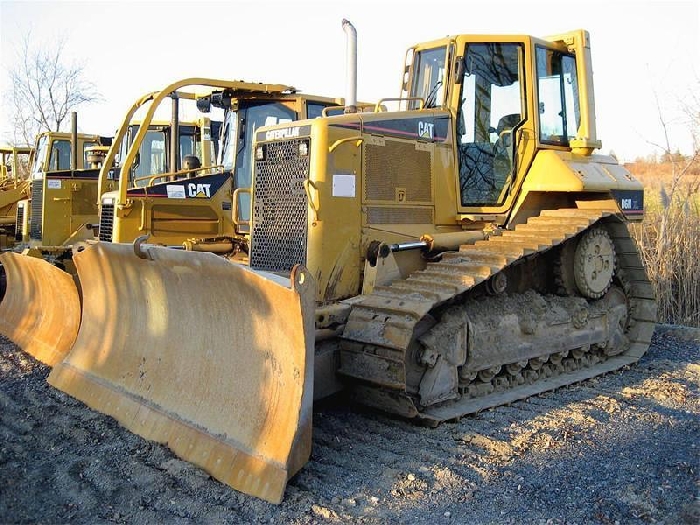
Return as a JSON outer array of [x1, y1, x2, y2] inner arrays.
[[574, 226, 616, 299]]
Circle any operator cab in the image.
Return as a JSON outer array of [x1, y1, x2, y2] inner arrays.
[[220, 97, 348, 232], [118, 121, 221, 188], [406, 34, 588, 215]]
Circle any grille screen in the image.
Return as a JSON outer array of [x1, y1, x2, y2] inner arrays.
[[250, 139, 309, 273], [30, 182, 43, 240], [366, 206, 434, 225], [14, 206, 24, 241], [98, 203, 114, 241], [364, 141, 432, 203]]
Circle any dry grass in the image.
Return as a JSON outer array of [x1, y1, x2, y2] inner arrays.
[[625, 158, 700, 327]]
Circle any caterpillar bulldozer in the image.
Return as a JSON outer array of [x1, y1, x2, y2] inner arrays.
[[96, 78, 363, 249], [0, 121, 114, 365], [0, 145, 33, 249], [0, 78, 369, 367], [18, 119, 113, 250], [48, 24, 655, 504]]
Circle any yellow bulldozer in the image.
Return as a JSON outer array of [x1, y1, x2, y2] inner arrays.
[[96, 78, 372, 249], [0, 145, 33, 249], [46, 24, 654, 504], [19, 120, 113, 250], [0, 111, 220, 366]]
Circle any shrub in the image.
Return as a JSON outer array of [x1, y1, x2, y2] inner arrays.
[[626, 158, 700, 327]]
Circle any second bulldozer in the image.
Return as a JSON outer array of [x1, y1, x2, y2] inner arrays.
[[1, 77, 371, 366], [50, 25, 655, 505], [0, 145, 33, 249]]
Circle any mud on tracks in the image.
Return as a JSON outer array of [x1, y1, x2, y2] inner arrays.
[[1, 325, 698, 524]]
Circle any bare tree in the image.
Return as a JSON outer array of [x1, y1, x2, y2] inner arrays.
[[8, 33, 101, 145], [680, 76, 700, 154]]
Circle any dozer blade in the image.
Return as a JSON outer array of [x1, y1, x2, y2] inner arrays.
[[0, 252, 81, 366], [49, 242, 315, 504]]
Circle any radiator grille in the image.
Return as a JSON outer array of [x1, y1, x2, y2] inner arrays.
[[30, 182, 43, 240], [364, 141, 432, 203], [14, 205, 24, 241], [98, 203, 114, 241], [366, 206, 434, 225], [250, 139, 309, 273]]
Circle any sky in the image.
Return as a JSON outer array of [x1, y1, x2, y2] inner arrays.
[[0, 0, 698, 162]]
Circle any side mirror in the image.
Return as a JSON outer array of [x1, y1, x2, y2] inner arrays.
[[196, 97, 211, 113], [107, 167, 120, 181], [401, 64, 410, 91], [454, 57, 464, 84]]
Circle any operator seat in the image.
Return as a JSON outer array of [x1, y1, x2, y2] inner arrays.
[[182, 155, 202, 179], [495, 113, 522, 148], [492, 113, 522, 199]]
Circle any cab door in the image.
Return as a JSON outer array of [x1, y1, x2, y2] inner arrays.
[[455, 41, 526, 212]]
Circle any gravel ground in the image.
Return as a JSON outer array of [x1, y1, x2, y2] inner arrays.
[[1, 324, 698, 524]]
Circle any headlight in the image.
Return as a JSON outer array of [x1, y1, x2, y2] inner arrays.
[[298, 140, 309, 157], [102, 197, 115, 205], [255, 145, 265, 161]]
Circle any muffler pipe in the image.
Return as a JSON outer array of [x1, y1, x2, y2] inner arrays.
[[170, 93, 180, 173], [71, 111, 78, 170], [342, 19, 357, 114]]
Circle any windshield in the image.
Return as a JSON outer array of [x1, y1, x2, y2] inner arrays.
[[48, 139, 71, 171], [410, 46, 447, 108], [536, 47, 580, 144], [131, 129, 167, 186], [220, 110, 237, 171], [32, 135, 49, 177], [123, 124, 214, 187], [233, 102, 295, 223]]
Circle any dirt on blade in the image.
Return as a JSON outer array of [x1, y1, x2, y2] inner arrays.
[[1, 325, 698, 524]]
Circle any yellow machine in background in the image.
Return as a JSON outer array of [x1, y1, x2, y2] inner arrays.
[[0, 124, 110, 364], [0, 145, 33, 249], [17, 114, 218, 253], [0, 109, 218, 363], [20, 123, 113, 250], [49, 25, 655, 504], [97, 78, 372, 252], [0, 78, 370, 366]]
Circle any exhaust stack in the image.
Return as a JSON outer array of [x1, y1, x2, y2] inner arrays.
[[170, 93, 180, 172], [342, 19, 357, 114], [71, 112, 78, 170]]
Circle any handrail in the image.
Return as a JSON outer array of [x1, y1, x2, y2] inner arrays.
[[130, 164, 225, 189], [374, 97, 425, 112]]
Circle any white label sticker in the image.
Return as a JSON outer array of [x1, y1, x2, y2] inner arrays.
[[47, 179, 61, 189], [332, 174, 356, 198], [166, 185, 186, 199]]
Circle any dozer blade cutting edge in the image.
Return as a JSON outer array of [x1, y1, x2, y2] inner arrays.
[[49, 242, 315, 504], [0, 252, 81, 366]]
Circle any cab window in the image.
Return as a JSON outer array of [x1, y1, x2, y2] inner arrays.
[[32, 135, 49, 176], [409, 47, 447, 108], [49, 139, 71, 171], [536, 47, 580, 145], [457, 42, 523, 206], [307, 103, 344, 118], [132, 130, 167, 186], [234, 102, 295, 226]]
